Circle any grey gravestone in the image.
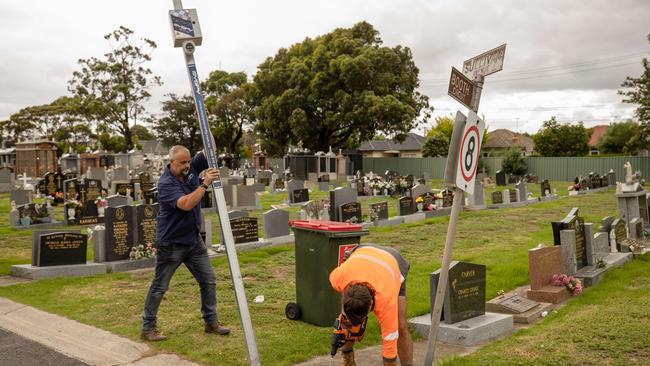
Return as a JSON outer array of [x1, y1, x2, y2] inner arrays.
[[552, 208, 587, 269], [112, 167, 129, 181], [329, 187, 357, 221], [398, 196, 415, 216], [495, 170, 506, 186], [107, 194, 130, 208], [612, 218, 628, 251], [540, 180, 551, 197], [233, 184, 259, 208], [339, 201, 362, 224], [318, 181, 330, 191], [410, 184, 429, 199], [593, 232, 610, 263], [222, 184, 234, 207], [491, 191, 503, 205], [287, 180, 305, 203], [430, 261, 486, 324], [503, 189, 511, 204], [262, 209, 290, 239], [370, 202, 389, 221], [231, 216, 258, 244], [17, 203, 50, 225], [114, 182, 135, 199], [302, 200, 324, 220], [560, 230, 578, 275], [516, 181, 527, 201], [0, 168, 13, 183], [250, 183, 266, 193], [583, 223, 596, 266], [219, 167, 230, 180], [136, 204, 159, 247], [34, 232, 87, 267], [629, 218, 643, 240], [607, 171, 616, 187], [228, 210, 249, 220], [10, 189, 30, 207], [104, 205, 135, 261], [292, 188, 309, 204], [87, 167, 108, 187], [467, 182, 485, 207]]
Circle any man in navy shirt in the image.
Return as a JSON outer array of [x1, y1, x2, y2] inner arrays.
[[141, 145, 230, 341]]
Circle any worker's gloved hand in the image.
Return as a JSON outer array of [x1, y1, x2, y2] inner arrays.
[[341, 349, 355, 366]]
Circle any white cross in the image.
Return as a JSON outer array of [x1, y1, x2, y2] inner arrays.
[[20, 172, 29, 187]]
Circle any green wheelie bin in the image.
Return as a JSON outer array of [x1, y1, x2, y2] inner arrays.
[[286, 220, 369, 326]]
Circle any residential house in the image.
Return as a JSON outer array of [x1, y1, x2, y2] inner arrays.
[[481, 129, 534, 157], [358, 133, 427, 158]]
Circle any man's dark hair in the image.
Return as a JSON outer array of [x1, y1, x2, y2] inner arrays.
[[342, 284, 373, 325]]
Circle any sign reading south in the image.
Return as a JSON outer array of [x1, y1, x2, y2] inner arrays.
[[456, 110, 485, 193]]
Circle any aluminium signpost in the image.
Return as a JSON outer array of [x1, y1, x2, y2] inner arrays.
[[169, 2, 260, 365], [424, 44, 502, 366]]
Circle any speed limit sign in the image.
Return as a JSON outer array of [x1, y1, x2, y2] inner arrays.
[[455, 111, 485, 193]]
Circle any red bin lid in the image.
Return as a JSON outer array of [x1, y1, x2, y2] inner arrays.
[[289, 220, 363, 231]]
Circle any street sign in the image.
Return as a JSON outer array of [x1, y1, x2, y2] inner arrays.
[[462, 43, 507, 80], [448, 67, 475, 110], [455, 110, 485, 193]]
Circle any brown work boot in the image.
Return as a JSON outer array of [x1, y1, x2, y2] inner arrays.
[[140, 328, 167, 341], [204, 321, 231, 335], [341, 350, 356, 366]]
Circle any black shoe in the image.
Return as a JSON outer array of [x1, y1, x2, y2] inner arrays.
[[204, 322, 231, 335], [141, 328, 167, 341]]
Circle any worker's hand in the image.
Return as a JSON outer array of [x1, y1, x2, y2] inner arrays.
[[203, 168, 220, 186]]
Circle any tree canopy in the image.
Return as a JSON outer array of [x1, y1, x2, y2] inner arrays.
[[596, 120, 640, 155], [533, 117, 590, 157], [501, 148, 528, 176], [68, 26, 161, 152], [618, 34, 650, 151], [151, 94, 203, 155], [254, 21, 431, 155]]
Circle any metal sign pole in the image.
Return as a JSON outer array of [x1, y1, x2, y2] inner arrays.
[[424, 87, 482, 366], [171, 1, 260, 364]]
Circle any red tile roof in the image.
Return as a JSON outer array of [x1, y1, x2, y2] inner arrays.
[[588, 125, 609, 147]]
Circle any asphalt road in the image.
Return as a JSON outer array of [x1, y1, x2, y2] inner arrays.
[[0, 328, 88, 366]]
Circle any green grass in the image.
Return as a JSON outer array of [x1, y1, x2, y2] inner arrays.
[[0, 185, 644, 365]]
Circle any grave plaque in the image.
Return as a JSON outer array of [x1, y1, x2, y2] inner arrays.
[[370, 201, 389, 221], [274, 179, 285, 190], [339, 202, 362, 224], [509, 189, 518, 203], [136, 204, 159, 246], [292, 188, 309, 204], [540, 180, 551, 197], [17, 203, 49, 224], [115, 182, 135, 198], [398, 196, 415, 216], [430, 261, 486, 324], [491, 191, 503, 205], [105, 206, 135, 261], [231, 216, 258, 244], [613, 219, 628, 250], [551, 208, 587, 269], [498, 295, 538, 314], [258, 177, 270, 186], [442, 190, 454, 207], [64, 179, 80, 201], [84, 179, 103, 202], [37, 232, 87, 267]]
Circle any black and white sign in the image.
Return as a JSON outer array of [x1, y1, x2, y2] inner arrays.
[[462, 44, 507, 80], [456, 111, 485, 193]]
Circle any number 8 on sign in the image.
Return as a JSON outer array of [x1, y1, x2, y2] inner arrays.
[[456, 111, 485, 193]]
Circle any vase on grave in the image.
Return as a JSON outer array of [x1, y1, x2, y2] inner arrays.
[[383, 188, 388, 196], [20, 216, 31, 226], [97, 206, 105, 217], [373, 189, 379, 196], [417, 203, 423, 212], [68, 208, 76, 220]]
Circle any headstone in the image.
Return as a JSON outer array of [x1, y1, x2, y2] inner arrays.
[[467, 182, 485, 208], [338, 201, 362, 224], [302, 200, 324, 220], [63, 178, 80, 201], [559, 230, 578, 275], [540, 180, 551, 197], [491, 191, 503, 205], [112, 167, 129, 181], [230, 216, 259, 244], [430, 261, 486, 324], [33, 232, 87, 267], [607, 170, 616, 187], [583, 223, 596, 266], [136, 204, 159, 247], [233, 184, 260, 209], [612, 218, 628, 252], [630, 218, 643, 240], [503, 189, 511, 204], [508, 188, 518, 203], [292, 188, 309, 204], [551, 208, 587, 269], [143, 188, 157, 204], [114, 182, 135, 198], [104, 206, 135, 261], [273, 178, 285, 191], [526, 246, 570, 304], [262, 209, 290, 239], [370, 202, 389, 222], [329, 187, 357, 221], [10, 189, 31, 207], [82, 179, 103, 203], [398, 196, 415, 216], [287, 179, 305, 203], [17, 203, 50, 225], [442, 190, 454, 207], [88, 167, 108, 187], [410, 184, 430, 200], [516, 181, 527, 202], [107, 194, 130, 208], [495, 170, 506, 186], [593, 232, 610, 262]]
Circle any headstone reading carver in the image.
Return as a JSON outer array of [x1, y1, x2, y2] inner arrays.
[[430, 261, 486, 324]]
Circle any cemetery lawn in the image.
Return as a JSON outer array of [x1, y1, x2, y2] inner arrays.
[[2, 186, 646, 365]]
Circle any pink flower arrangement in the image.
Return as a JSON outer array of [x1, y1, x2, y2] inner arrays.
[[552, 273, 583, 295], [95, 197, 108, 207]]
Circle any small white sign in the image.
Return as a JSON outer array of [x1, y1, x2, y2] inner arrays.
[[455, 111, 485, 193]]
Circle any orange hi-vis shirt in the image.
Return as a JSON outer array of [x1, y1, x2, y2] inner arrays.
[[329, 246, 404, 360]]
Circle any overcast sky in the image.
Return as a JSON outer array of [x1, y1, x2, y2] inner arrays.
[[1, 0, 648, 135]]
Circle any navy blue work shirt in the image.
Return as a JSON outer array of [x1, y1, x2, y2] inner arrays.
[[156, 152, 208, 244]]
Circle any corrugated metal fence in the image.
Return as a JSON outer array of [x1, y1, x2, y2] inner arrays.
[[362, 156, 650, 182]]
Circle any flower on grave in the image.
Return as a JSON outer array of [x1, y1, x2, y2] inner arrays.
[[552, 273, 582, 295], [66, 199, 81, 208], [95, 197, 108, 207], [497, 289, 505, 296], [55, 191, 64, 199], [415, 196, 424, 203], [129, 241, 157, 260], [596, 259, 606, 269]]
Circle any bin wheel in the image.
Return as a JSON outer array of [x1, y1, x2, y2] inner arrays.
[[285, 302, 301, 320]]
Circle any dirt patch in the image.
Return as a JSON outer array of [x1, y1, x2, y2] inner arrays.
[[271, 267, 289, 281]]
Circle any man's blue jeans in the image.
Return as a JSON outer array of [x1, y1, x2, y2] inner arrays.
[[142, 236, 217, 330]]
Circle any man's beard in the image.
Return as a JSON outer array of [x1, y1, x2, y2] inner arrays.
[[178, 168, 190, 177]]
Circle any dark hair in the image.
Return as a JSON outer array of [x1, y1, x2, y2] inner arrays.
[[342, 284, 373, 325]]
